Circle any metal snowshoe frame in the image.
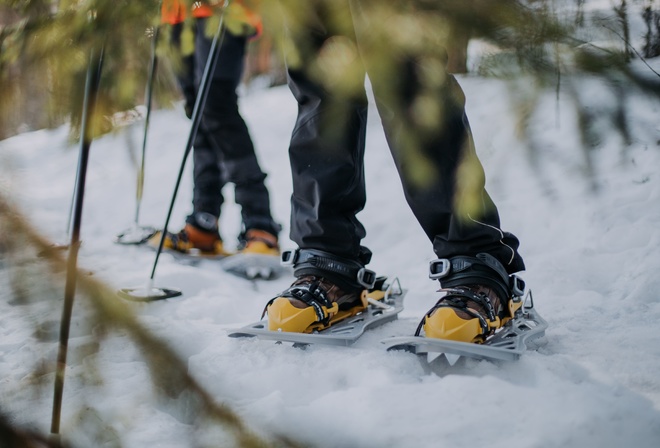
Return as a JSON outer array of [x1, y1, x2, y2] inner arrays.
[[228, 278, 406, 346], [382, 290, 548, 363]]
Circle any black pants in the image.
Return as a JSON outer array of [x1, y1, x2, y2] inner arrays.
[[283, 0, 525, 274], [173, 20, 278, 237]]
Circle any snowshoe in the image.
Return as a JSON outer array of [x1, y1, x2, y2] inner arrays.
[[228, 277, 405, 346], [383, 255, 547, 364], [384, 289, 546, 363]]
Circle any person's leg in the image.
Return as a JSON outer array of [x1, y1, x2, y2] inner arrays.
[[193, 20, 279, 240], [153, 22, 224, 254], [285, 1, 369, 259], [265, 0, 373, 333], [371, 72, 524, 273], [350, 2, 523, 274], [186, 131, 225, 228], [350, 0, 525, 342]]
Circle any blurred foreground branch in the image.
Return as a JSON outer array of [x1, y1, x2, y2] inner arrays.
[[2, 0, 659, 151], [0, 193, 302, 447]]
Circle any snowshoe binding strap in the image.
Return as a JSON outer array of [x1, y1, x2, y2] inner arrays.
[[149, 229, 191, 252], [281, 248, 377, 290], [263, 278, 370, 333], [428, 253, 525, 303], [166, 230, 189, 248], [262, 279, 336, 325], [187, 211, 219, 233]]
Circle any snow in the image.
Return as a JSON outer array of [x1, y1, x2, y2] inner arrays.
[[2, 40, 660, 448]]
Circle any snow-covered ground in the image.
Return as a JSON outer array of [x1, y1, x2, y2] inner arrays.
[[2, 37, 660, 448]]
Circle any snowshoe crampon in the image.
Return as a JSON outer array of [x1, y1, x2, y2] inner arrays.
[[228, 278, 406, 346], [383, 290, 547, 364]]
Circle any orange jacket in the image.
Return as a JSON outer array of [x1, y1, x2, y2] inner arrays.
[[161, 0, 262, 38]]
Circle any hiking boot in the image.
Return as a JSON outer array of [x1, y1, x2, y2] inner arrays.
[[239, 229, 279, 256], [148, 224, 228, 256], [419, 284, 520, 343], [264, 275, 367, 333]]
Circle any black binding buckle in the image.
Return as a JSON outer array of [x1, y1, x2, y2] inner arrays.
[[429, 258, 451, 279], [280, 249, 297, 267], [357, 267, 377, 289], [510, 275, 525, 299]]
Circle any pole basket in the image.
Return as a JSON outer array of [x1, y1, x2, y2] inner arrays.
[[118, 285, 182, 301], [114, 224, 157, 245]]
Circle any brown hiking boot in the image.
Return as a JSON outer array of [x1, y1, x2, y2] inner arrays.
[[240, 229, 279, 256], [265, 276, 367, 333], [420, 284, 514, 344]]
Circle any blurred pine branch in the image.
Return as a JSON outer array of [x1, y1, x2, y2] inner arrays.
[[0, 191, 304, 446]]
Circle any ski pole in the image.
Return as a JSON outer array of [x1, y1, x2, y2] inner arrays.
[[119, 3, 230, 301], [115, 23, 160, 244], [51, 43, 105, 436], [135, 25, 159, 225]]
